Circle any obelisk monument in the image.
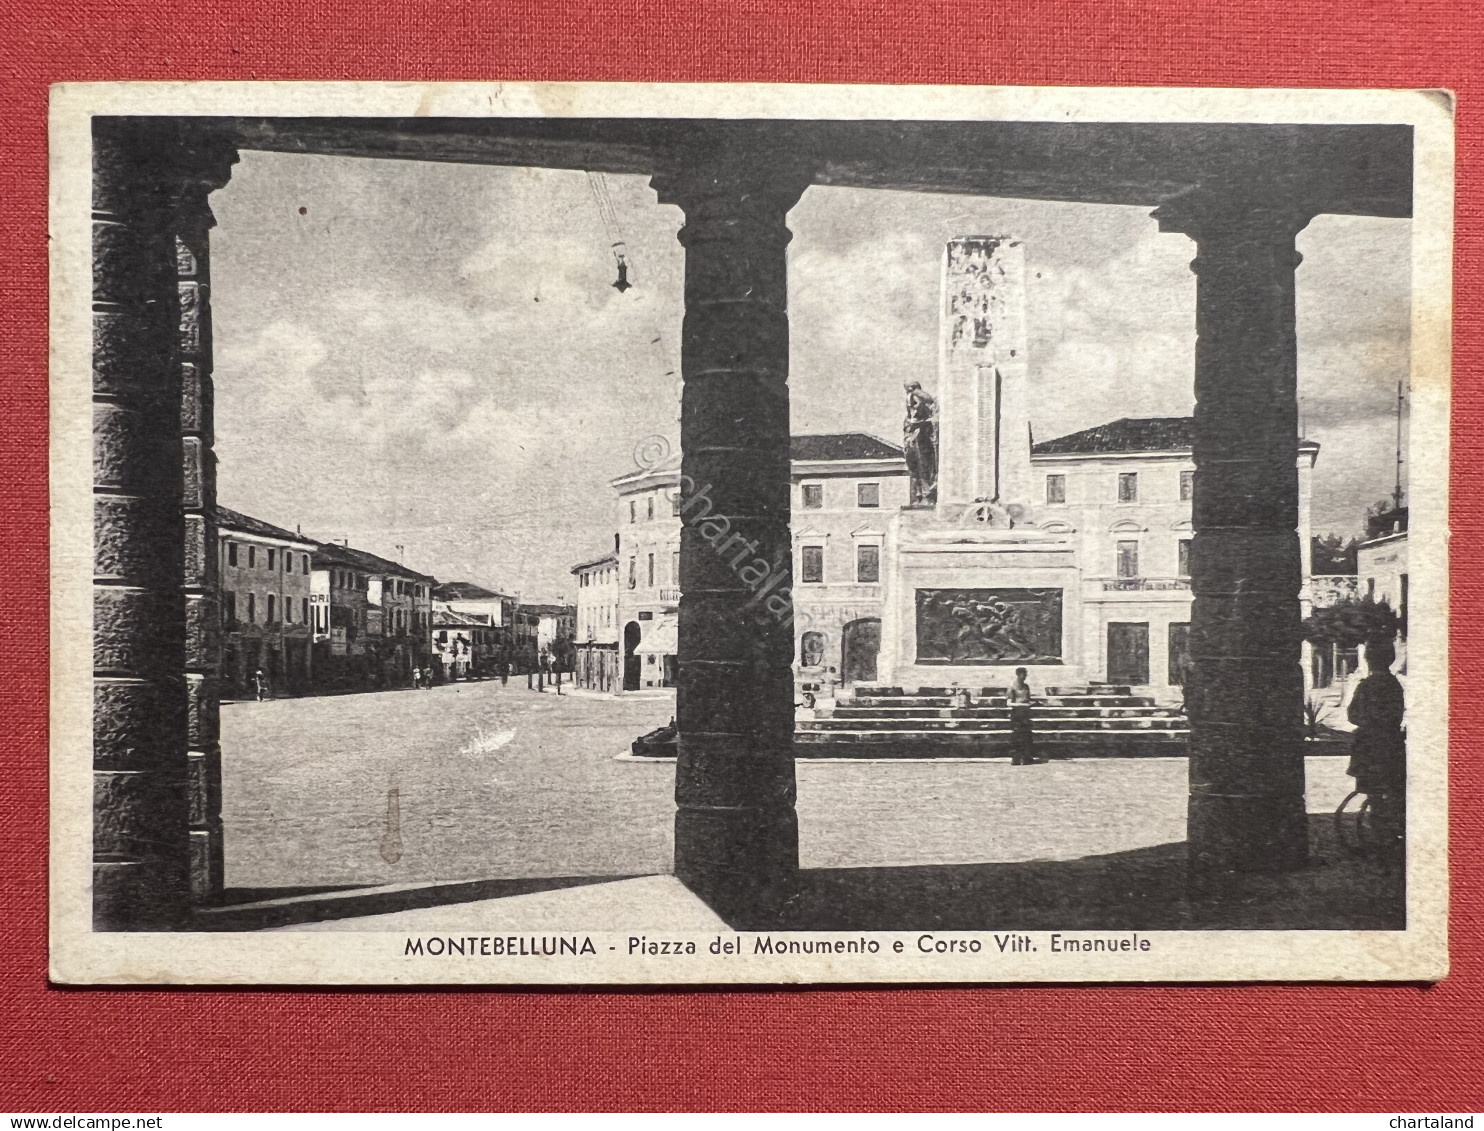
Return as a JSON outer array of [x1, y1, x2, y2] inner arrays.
[[936, 237, 1031, 509]]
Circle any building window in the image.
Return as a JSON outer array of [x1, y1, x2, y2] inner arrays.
[[1180, 470, 1194, 501], [266, 594, 276, 623], [1117, 540, 1139, 579], [857, 544, 881, 583], [227, 542, 238, 566], [284, 598, 292, 624], [1118, 472, 1138, 503], [647, 496, 654, 520], [801, 545, 824, 584], [671, 494, 682, 516], [672, 550, 680, 585], [802, 483, 823, 510], [247, 593, 256, 624], [302, 597, 309, 624], [647, 553, 655, 587], [628, 558, 637, 589], [267, 548, 276, 571], [629, 499, 636, 523], [857, 482, 880, 508], [1046, 474, 1066, 504], [223, 591, 237, 629], [1177, 539, 1192, 577], [248, 546, 256, 568]]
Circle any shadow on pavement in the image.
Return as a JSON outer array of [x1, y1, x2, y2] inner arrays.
[[745, 816, 1403, 932], [196, 874, 641, 931]]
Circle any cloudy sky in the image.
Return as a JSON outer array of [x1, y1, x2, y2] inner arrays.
[[210, 150, 1411, 600]]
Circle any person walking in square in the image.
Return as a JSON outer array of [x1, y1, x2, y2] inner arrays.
[[1008, 666, 1039, 765]]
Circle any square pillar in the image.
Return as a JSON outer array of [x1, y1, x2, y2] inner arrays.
[[92, 119, 236, 928], [653, 145, 812, 920], [1155, 192, 1315, 873]]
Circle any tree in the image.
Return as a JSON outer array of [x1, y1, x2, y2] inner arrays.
[[1302, 592, 1399, 650]]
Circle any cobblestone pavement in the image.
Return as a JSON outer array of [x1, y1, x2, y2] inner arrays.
[[221, 680, 1355, 890]]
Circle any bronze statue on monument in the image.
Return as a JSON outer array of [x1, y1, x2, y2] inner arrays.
[[903, 380, 938, 505]]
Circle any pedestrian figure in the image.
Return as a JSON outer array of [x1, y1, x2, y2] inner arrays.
[[1347, 635, 1406, 856], [253, 668, 268, 702], [1008, 666, 1038, 764], [500, 661, 509, 687]]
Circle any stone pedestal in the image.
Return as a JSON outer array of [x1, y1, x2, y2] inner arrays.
[[937, 238, 1031, 507], [878, 510, 1081, 690], [1155, 192, 1313, 874], [653, 147, 812, 920]]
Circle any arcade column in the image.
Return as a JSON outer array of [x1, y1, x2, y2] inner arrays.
[[92, 119, 236, 928], [652, 145, 812, 920], [1154, 190, 1315, 873]]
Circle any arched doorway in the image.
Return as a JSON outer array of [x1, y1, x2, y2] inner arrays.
[[623, 621, 642, 691], [841, 618, 881, 684]]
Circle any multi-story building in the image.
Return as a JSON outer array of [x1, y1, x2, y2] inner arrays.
[[430, 607, 496, 681], [217, 507, 319, 697], [606, 433, 911, 691], [311, 542, 434, 689], [1358, 506, 1409, 664], [570, 551, 620, 691], [1021, 418, 1319, 693], [610, 455, 685, 690], [432, 581, 516, 675], [518, 602, 576, 671], [790, 434, 912, 687]]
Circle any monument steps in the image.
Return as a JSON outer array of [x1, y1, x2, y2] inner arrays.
[[795, 684, 1190, 758]]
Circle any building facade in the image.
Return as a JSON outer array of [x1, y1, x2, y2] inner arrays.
[[430, 608, 496, 681], [311, 542, 434, 689], [610, 460, 684, 689], [518, 602, 576, 672], [1358, 507, 1409, 665], [217, 507, 318, 697], [571, 552, 620, 691], [433, 581, 517, 674]]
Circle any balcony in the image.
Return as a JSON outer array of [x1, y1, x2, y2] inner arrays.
[[658, 587, 682, 605]]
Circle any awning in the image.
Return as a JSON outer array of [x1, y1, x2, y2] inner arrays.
[[633, 623, 678, 655]]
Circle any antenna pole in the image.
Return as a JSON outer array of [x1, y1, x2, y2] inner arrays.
[[1394, 381, 1405, 511]]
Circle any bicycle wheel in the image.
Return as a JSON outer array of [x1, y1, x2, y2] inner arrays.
[[1334, 790, 1372, 856]]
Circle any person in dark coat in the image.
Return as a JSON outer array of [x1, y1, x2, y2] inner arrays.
[[1347, 635, 1406, 854], [1008, 667, 1040, 765]]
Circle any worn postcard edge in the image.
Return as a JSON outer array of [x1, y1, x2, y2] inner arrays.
[[48, 82, 1453, 985]]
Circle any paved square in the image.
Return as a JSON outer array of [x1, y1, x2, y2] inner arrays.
[[221, 681, 1355, 891]]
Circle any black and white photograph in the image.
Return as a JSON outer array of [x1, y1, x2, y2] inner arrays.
[[49, 82, 1451, 984]]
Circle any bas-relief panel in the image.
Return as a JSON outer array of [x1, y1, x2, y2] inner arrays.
[[914, 587, 1064, 665]]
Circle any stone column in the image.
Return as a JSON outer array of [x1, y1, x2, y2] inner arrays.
[[1155, 192, 1314, 873], [652, 147, 812, 919], [92, 119, 236, 929]]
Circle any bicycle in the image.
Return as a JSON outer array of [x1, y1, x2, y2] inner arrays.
[[1334, 789, 1378, 856]]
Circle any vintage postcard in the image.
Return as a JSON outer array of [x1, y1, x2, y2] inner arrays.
[[49, 82, 1452, 984]]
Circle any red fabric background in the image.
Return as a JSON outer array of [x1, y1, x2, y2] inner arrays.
[[1, 1, 1480, 1112]]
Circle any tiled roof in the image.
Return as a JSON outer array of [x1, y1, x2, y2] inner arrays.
[[570, 553, 618, 574], [434, 581, 509, 602], [1032, 417, 1194, 455], [790, 433, 905, 461], [433, 608, 492, 627], [217, 506, 316, 546], [314, 541, 436, 584], [1032, 417, 1323, 458], [520, 602, 575, 616]]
